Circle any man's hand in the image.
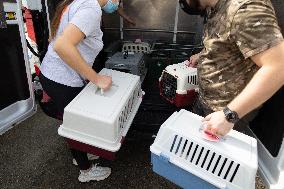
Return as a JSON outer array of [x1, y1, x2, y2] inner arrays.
[[187, 53, 200, 67], [202, 111, 234, 137]]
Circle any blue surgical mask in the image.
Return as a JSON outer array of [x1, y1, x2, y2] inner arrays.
[[102, 0, 119, 14]]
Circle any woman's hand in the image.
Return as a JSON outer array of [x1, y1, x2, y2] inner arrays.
[[202, 111, 234, 137], [187, 53, 200, 67], [93, 75, 112, 91]]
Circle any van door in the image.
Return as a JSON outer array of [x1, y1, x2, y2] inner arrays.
[[0, 0, 36, 134]]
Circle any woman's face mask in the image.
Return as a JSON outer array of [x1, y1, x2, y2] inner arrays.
[[102, 0, 119, 14], [179, 0, 206, 16]]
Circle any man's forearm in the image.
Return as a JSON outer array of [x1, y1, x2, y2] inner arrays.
[[117, 6, 127, 19], [228, 65, 284, 118]]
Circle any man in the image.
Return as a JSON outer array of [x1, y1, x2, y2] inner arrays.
[[179, 0, 284, 137]]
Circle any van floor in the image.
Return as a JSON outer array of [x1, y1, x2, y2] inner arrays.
[[0, 106, 266, 189]]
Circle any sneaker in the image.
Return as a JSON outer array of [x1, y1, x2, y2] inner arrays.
[[78, 164, 111, 182], [73, 153, 100, 166]]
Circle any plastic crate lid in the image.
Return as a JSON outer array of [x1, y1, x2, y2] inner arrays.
[[165, 62, 197, 79], [106, 52, 144, 66], [64, 69, 140, 121]]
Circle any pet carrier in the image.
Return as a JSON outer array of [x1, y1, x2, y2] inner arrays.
[[58, 69, 143, 159], [159, 61, 198, 107], [150, 109, 258, 189], [105, 52, 147, 82]]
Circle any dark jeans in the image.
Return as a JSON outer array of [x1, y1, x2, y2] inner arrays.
[[40, 73, 91, 170]]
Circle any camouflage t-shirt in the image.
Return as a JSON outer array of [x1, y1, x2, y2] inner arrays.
[[198, 0, 283, 111]]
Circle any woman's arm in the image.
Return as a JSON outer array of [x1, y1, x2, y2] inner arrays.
[[53, 23, 112, 90]]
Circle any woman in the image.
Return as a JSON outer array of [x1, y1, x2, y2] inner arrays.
[[40, 0, 121, 183]]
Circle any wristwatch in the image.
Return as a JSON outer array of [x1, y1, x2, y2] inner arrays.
[[223, 107, 240, 124]]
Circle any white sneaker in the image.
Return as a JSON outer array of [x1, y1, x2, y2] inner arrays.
[[72, 153, 100, 166], [78, 164, 111, 183]]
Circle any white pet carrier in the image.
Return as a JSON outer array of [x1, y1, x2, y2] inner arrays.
[[58, 69, 143, 152], [159, 61, 198, 107], [150, 109, 258, 189], [257, 138, 284, 189], [105, 52, 147, 82], [122, 41, 151, 54]]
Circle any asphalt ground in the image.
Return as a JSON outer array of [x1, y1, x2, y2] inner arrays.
[[0, 105, 267, 189]]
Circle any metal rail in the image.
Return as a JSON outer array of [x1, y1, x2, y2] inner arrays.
[[104, 27, 196, 35]]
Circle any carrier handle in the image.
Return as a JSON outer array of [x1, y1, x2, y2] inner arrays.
[[123, 51, 129, 59], [114, 64, 126, 67], [199, 124, 235, 142], [199, 124, 222, 142], [97, 83, 118, 96]]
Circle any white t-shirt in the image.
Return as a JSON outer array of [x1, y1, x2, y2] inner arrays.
[[40, 0, 103, 87]]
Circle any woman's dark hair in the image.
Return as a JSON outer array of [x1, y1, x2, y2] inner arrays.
[[50, 0, 74, 39]]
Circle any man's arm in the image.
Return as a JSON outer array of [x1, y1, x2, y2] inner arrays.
[[117, 6, 136, 26], [202, 0, 284, 136], [202, 41, 284, 136], [228, 41, 284, 117]]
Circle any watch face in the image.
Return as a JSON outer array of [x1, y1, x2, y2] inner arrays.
[[224, 107, 239, 123], [228, 113, 236, 121], [227, 112, 239, 123]]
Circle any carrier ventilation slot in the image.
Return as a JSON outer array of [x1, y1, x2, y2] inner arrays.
[[180, 139, 188, 157], [230, 164, 240, 183], [201, 150, 210, 168], [195, 147, 204, 165], [123, 44, 150, 53], [118, 86, 139, 129], [190, 75, 198, 85], [218, 158, 228, 176], [170, 135, 178, 152], [212, 155, 222, 174], [207, 152, 216, 171], [186, 142, 194, 160], [169, 136, 240, 183], [190, 145, 199, 163], [175, 137, 183, 154], [224, 161, 234, 180]]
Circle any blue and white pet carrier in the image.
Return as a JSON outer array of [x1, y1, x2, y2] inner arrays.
[[150, 109, 258, 189]]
